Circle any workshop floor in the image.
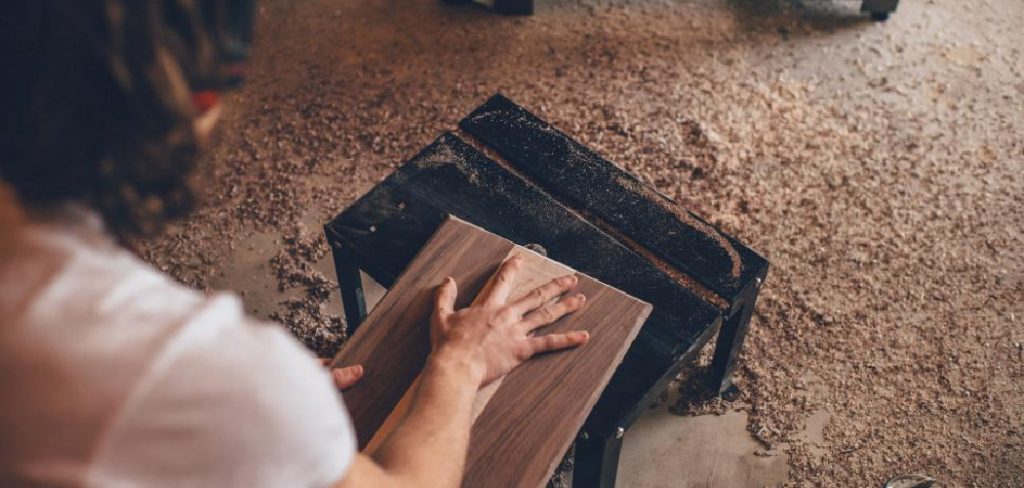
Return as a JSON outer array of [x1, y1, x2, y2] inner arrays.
[[138, 0, 1023, 486]]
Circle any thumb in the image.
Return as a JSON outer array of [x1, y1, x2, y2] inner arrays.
[[331, 365, 364, 390]]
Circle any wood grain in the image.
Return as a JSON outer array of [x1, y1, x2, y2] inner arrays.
[[330, 216, 510, 447], [361, 246, 575, 455], [332, 216, 651, 487]]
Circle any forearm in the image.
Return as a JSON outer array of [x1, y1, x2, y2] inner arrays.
[[370, 347, 483, 488]]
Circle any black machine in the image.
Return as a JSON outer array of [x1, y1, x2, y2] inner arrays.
[[325, 95, 769, 487]]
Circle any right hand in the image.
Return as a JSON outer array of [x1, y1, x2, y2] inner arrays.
[[429, 255, 590, 387]]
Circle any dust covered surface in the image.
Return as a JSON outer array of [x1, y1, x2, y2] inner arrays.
[[137, 0, 1023, 485]]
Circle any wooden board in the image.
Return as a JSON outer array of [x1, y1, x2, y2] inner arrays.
[[331, 216, 651, 488]]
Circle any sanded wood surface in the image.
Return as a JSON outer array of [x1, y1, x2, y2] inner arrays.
[[361, 246, 574, 455], [331, 216, 651, 487], [329, 216, 509, 447]]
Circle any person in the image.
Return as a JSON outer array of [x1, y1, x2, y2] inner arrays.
[[0, 1, 590, 486]]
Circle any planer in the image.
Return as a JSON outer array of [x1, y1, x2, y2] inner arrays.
[[324, 94, 769, 487]]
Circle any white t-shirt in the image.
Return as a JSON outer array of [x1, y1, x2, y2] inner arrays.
[[0, 205, 357, 487]]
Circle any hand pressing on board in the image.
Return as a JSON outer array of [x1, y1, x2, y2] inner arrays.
[[430, 255, 590, 387]]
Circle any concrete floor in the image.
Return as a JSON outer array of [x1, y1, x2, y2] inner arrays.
[[618, 404, 793, 487], [142, 0, 1024, 485]]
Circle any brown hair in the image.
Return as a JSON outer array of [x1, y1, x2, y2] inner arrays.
[[0, 0, 232, 236]]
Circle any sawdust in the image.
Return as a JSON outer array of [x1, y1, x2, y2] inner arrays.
[[413, 136, 482, 185], [614, 173, 744, 280], [135, 0, 1024, 485], [267, 224, 346, 357], [460, 127, 730, 310]]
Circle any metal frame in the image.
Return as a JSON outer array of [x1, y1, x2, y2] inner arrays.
[[709, 274, 766, 396]]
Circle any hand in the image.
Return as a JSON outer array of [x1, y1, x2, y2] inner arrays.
[[320, 359, 364, 390], [430, 255, 590, 386]]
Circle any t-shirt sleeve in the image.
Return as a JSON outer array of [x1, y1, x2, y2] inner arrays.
[[87, 295, 357, 488]]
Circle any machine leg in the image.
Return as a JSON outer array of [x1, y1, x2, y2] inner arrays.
[[573, 432, 623, 488], [708, 285, 761, 397], [494, 0, 533, 15], [861, 0, 899, 21], [331, 243, 368, 336]]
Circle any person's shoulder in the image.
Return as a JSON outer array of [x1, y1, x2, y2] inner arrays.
[[89, 298, 357, 487], [2, 207, 211, 370], [0, 206, 211, 431], [5, 206, 206, 326]]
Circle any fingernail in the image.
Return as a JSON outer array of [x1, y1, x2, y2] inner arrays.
[[444, 276, 454, 284], [577, 331, 590, 340], [577, 294, 586, 303]]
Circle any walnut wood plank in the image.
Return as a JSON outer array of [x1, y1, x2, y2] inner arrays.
[[332, 217, 651, 488], [361, 245, 575, 455], [330, 217, 512, 448]]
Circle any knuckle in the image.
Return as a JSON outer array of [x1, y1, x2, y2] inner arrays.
[[496, 309, 516, 323], [516, 347, 532, 361]]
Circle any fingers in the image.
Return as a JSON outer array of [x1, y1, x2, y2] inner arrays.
[[508, 274, 578, 316], [521, 293, 586, 331], [434, 276, 458, 318], [332, 365, 364, 390], [474, 256, 522, 307], [524, 331, 590, 358]]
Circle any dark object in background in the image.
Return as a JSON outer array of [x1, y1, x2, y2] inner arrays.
[[883, 474, 937, 488], [325, 95, 769, 487], [442, 0, 533, 16], [862, 0, 900, 21], [445, 0, 899, 20]]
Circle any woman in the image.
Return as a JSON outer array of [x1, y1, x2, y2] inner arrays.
[[0, 1, 589, 486]]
